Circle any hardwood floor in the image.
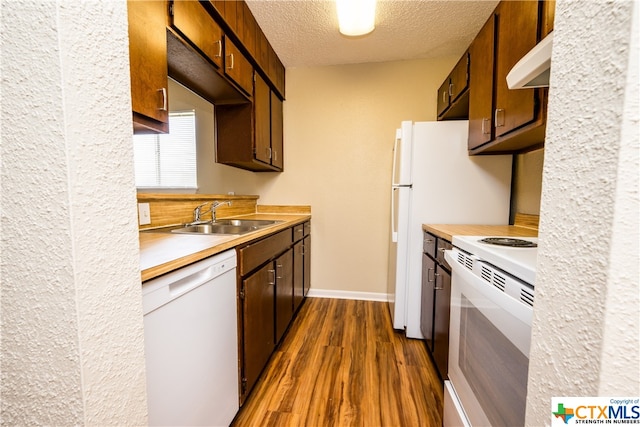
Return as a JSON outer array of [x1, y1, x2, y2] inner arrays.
[[232, 298, 444, 427]]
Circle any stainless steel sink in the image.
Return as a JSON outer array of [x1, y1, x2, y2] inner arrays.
[[170, 219, 283, 235]]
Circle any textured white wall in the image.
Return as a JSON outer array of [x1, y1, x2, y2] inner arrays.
[[525, 1, 640, 425], [1, 1, 148, 425]]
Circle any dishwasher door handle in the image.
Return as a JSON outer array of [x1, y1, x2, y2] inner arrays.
[[169, 265, 218, 297], [142, 250, 237, 315]]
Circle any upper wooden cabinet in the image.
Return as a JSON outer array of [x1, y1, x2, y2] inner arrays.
[[468, 15, 495, 150], [204, 0, 286, 99], [216, 72, 283, 172], [170, 0, 223, 69], [437, 52, 469, 120], [541, 0, 556, 37], [241, 2, 257, 58], [439, 0, 555, 154], [493, 0, 539, 138], [224, 37, 254, 95], [270, 92, 284, 170], [127, 0, 169, 133]]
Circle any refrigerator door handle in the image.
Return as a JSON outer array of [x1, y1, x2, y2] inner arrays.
[[391, 133, 400, 186], [391, 187, 398, 242]]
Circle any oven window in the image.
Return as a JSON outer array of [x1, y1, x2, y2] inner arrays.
[[459, 295, 529, 426]]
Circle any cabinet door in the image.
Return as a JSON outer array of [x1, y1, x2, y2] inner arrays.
[[127, 0, 168, 132], [171, 0, 223, 68], [468, 15, 495, 150], [494, 0, 539, 137], [293, 241, 304, 312], [254, 73, 271, 164], [433, 266, 452, 379], [242, 263, 275, 398], [256, 27, 270, 75], [449, 52, 469, 103], [225, 37, 254, 95], [303, 235, 311, 296], [420, 254, 437, 352], [541, 0, 556, 37], [242, 1, 257, 57], [222, 0, 237, 33], [270, 92, 284, 170], [275, 249, 294, 344], [436, 78, 450, 117]]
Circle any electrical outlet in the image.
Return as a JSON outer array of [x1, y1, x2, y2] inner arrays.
[[138, 203, 151, 225]]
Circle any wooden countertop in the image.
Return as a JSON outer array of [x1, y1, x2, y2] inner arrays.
[[423, 224, 538, 242], [140, 213, 311, 282]]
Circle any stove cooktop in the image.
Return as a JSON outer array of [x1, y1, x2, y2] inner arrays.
[[479, 237, 538, 248], [451, 235, 538, 286]]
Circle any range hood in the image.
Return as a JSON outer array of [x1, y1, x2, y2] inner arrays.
[[506, 31, 553, 89]]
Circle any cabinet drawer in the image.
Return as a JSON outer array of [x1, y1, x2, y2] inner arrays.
[[436, 238, 453, 269], [292, 221, 311, 242], [292, 224, 305, 242], [423, 232, 437, 258], [238, 229, 292, 276]]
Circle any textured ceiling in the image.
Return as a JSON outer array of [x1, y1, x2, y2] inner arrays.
[[245, 0, 500, 67]]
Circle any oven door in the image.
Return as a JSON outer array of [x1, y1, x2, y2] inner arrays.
[[444, 249, 533, 427]]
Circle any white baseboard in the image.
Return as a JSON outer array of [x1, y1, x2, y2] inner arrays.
[[306, 288, 390, 302]]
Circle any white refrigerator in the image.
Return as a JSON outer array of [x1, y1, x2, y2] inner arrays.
[[387, 120, 513, 339]]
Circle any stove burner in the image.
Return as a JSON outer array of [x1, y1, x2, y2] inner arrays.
[[479, 237, 538, 248]]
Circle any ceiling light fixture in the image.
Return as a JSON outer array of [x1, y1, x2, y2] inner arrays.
[[336, 0, 376, 37]]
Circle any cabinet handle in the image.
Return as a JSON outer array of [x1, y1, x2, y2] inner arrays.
[[494, 108, 505, 128], [424, 238, 434, 244], [276, 263, 283, 279], [273, 150, 278, 162], [427, 267, 435, 283], [158, 88, 167, 112], [482, 117, 491, 135], [214, 40, 222, 58], [267, 147, 272, 159], [448, 83, 454, 97], [301, 244, 306, 256], [268, 269, 275, 285], [226, 53, 234, 70], [434, 273, 444, 290], [442, 90, 447, 103]]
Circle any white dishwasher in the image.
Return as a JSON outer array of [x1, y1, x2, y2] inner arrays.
[[142, 249, 239, 426]]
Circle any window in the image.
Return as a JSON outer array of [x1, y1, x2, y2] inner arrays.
[[133, 111, 197, 189]]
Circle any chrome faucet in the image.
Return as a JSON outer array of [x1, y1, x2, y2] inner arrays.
[[211, 200, 232, 222], [192, 202, 211, 224], [191, 200, 232, 224]]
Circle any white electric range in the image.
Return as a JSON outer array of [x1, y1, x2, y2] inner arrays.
[[452, 235, 538, 286], [443, 235, 538, 427]]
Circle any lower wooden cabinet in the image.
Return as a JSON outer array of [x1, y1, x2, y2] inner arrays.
[[293, 223, 311, 312], [303, 234, 311, 296], [420, 232, 452, 380], [432, 265, 451, 378], [293, 240, 304, 312], [274, 249, 294, 344], [237, 221, 311, 404], [240, 262, 275, 398]]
